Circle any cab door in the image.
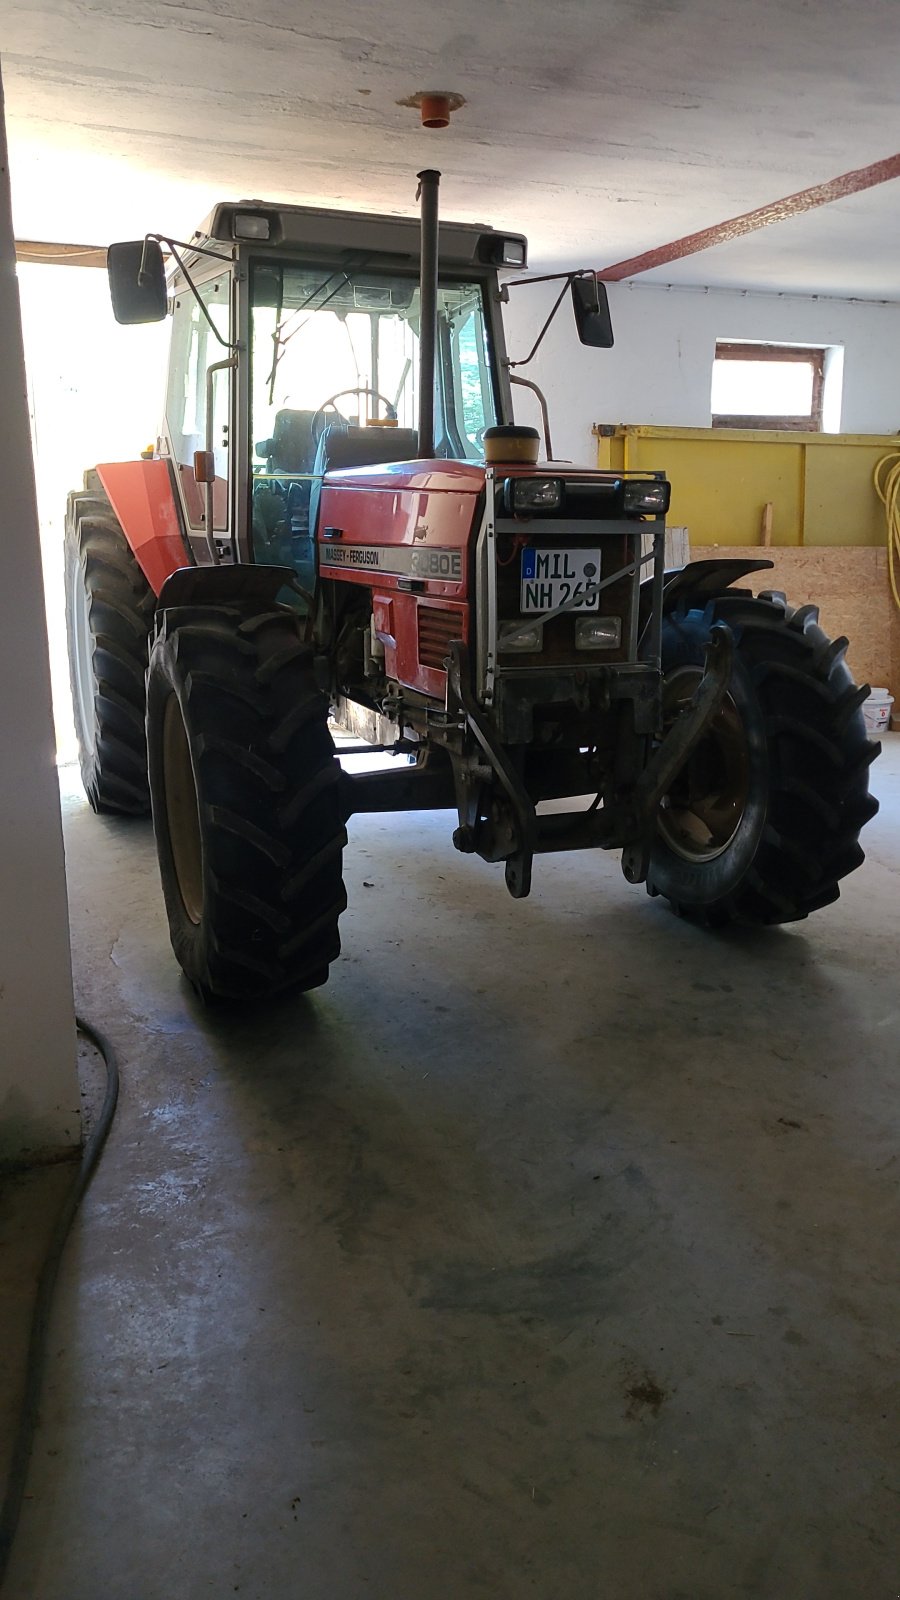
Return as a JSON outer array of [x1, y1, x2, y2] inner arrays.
[[162, 268, 234, 562]]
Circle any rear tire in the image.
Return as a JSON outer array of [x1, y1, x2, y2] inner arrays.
[[647, 593, 879, 925], [64, 471, 154, 814], [146, 602, 346, 1000]]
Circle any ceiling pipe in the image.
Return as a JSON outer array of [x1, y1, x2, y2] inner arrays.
[[597, 150, 900, 282]]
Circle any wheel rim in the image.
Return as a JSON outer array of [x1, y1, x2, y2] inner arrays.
[[657, 665, 751, 863], [72, 566, 97, 747], [163, 695, 204, 925]]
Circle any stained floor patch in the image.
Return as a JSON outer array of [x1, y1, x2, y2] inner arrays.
[[624, 1372, 669, 1418]]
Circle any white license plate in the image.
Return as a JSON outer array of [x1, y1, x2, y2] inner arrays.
[[520, 548, 601, 613]]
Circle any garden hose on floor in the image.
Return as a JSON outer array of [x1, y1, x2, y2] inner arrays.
[[873, 451, 900, 617], [0, 1017, 119, 1590]]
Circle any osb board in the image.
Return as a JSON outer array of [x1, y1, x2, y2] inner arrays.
[[693, 545, 899, 694]]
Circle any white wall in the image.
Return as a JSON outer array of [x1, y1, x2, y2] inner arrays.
[[0, 69, 79, 1165], [504, 279, 900, 465], [17, 265, 169, 760]]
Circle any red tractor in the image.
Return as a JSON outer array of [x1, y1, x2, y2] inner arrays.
[[65, 171, 879, 1000]]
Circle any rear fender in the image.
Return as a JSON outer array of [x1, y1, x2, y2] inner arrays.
[[96, 459, 190, 596]]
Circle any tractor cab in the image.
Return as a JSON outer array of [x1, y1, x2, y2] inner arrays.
[[107, 188, 534, 578], [246, 262, 494, 585]]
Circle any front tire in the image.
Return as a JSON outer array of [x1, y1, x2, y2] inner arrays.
[[64, 471, 155, 814], [647, 593, 879, 925], [146, 602, 346, 1000]]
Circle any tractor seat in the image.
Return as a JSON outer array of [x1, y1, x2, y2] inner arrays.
[[256, 408, 320, 475], [252, 409, 326, 567], [309, 424, 420, 534]]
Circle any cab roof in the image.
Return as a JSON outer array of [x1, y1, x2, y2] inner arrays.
[[192, 199, 528, 270]]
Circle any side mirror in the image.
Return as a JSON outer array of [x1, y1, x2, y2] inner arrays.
[[571, 277, 614, 348], [107, 239, 167, 324]]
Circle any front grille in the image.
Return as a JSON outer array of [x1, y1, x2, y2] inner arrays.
[[417, 605, 463, 670]]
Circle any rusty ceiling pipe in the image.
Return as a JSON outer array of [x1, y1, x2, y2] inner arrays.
[[597, 151, 900, 281]]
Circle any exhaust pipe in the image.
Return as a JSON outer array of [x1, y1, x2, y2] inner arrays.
[[417, 168, 440, 458]]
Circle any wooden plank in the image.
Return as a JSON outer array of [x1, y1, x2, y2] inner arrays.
[[15, 240, 107, 268]]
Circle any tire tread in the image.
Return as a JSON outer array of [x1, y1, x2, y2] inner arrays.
[[648, 592, 879, 927], [65, 474, 154, 814], [147, 604, 345, 999]]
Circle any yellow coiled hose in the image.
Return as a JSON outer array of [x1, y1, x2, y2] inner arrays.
[[873, 451, 900, 615]]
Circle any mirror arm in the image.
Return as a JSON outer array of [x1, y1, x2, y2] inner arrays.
[[165, 240, 237, 351], [505, 274, 574, 370], [137, 235, 156, 289], [501, 268, 594, 295], [143, 231, 233, 269], [500, 268, 599, 366], [138, 233, 237, 351]]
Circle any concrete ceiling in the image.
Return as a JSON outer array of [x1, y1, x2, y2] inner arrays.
[[4, 0, 900, 295]]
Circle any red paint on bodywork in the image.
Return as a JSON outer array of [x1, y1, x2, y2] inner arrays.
[[97, 459, 188, 595], [391, 594, 469, 698], [598, 151, 900, 281], [318, 458, 483, 696], [317, 459, 484, 604], [323, 460, 487, 495]]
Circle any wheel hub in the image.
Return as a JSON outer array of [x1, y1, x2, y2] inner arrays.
[[657, 665, 750, 863]]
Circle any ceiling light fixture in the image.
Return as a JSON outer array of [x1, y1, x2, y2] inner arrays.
[[397, 90, 466, 129]]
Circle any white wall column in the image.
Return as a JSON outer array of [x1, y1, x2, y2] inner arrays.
[[0, 64, 79, 1166]]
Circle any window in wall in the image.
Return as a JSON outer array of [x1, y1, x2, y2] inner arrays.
[[711, 342, 825, 431]]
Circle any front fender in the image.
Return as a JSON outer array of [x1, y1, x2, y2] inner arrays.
[[640, 555, 775, 640], [156, 563, 304, 612], [659, 557, 775, 610]]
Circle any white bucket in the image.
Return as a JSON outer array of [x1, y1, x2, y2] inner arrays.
[[862, 689, 893, 737]]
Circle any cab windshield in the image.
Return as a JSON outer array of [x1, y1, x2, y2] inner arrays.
[[252, 260, 496, 451], [249, 259, 497, 568]]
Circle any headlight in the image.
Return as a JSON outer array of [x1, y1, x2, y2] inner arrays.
[[623, 479, 671, 514], [499, 619, 544, 653], [507, 477, 563, 514], [575, 616, 622, 650], [500, 239, 526, 267], [232, 212, 271, 240]]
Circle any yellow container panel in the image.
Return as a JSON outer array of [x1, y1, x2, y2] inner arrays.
[[596, 426, 896, 548], [802, 444, 889, 547]]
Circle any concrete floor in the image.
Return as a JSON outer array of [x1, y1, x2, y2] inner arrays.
[[4, 736, 898, 1599]]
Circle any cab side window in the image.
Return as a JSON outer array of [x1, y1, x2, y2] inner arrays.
[[165, 274, 231, 531]]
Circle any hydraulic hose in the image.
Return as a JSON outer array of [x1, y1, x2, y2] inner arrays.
[[0, 1016, 119, 1590], [873, 451, 900, 617]]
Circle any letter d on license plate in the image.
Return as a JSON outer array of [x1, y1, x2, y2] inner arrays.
[[521, 547, 601, 613]]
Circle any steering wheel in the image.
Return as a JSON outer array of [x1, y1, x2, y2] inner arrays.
[[310, 386, 398, 445]]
